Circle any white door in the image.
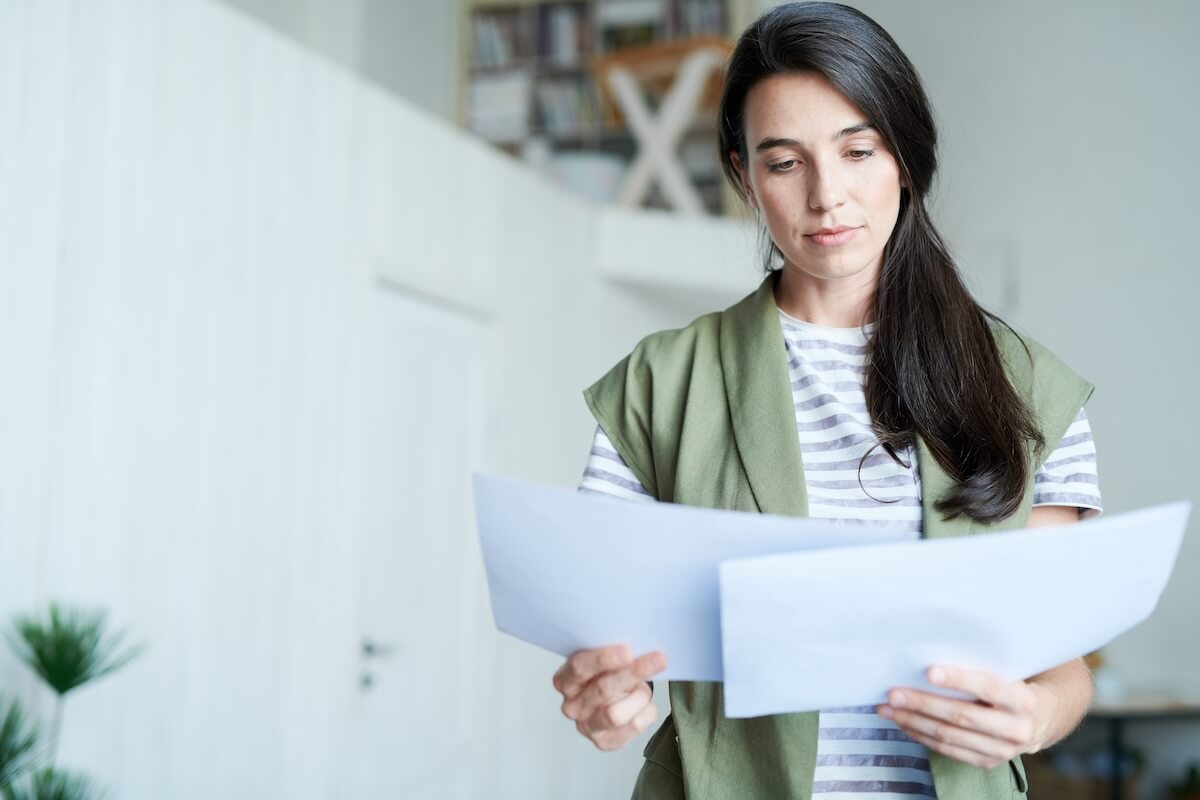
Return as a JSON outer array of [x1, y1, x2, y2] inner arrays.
[[341, 285, 489, 798]]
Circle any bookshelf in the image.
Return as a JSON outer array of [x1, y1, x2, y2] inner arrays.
[[459, 0, 753, 215]]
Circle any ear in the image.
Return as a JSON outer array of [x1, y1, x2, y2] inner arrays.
[[730, 151, 757, 210]]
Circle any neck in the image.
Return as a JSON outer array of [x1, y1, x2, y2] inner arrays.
[[772, 262, 878, 328]]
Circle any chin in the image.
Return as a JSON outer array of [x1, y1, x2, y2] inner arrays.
[[786, 256, 870, 281]]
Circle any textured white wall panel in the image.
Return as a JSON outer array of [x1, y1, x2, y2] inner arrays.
[[0, 0, 747, 796]]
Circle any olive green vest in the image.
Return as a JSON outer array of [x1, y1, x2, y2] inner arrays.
[[583, 272, 1092, 800]]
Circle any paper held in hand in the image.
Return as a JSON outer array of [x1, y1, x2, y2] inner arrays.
[[472, 472, 910, 679], [472, 473, 1189, 717], [717, 501, 1189, 717]]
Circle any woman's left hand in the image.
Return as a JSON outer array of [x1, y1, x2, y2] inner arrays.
[[876, 665, 1054, 769]]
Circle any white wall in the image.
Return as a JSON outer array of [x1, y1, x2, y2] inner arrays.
[[0, 0, 757, 797], [758, 0, 1200, 793], [215, 0, 460, 123]]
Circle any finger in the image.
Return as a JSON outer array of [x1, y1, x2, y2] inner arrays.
[[586, 697, 660, 752], [879, 705, 1017, 764], [553, 645, 632, 699], [883, 688, 1033, 746], [598, 680, 654, 729], [564, 651, 666, 721], [927, 665, 1034, 715], [899, 726, 1009, 770], [565, 664, 642, 724]]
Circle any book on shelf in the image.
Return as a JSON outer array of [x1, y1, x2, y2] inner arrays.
[[472, 12, 534, 69], [676, 0, 726, 37], [535, 76, 601, 138], [468, 69, 534, 143], [538, 4, 587, 67]]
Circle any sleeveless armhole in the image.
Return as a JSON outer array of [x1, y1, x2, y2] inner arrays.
[[583, 345, 661, 501], [578, 425, 655, 502], [1033, 406, 1102, 518]]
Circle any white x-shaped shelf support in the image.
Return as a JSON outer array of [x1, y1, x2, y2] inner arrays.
[[605, 47, 725, 214]]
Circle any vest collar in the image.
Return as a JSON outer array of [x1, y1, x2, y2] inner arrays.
[[719, 272, 809, 518], [719, 272, 970, 538]]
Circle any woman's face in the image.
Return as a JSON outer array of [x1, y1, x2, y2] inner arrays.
[[735, 72, 903, 287]]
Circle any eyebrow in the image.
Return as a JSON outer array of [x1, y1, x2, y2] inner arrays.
[[755, 122, 876, 152]]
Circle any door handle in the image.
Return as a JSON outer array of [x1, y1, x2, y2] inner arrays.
[[361, 639, 400, 658], [360, 639, 402, 691]]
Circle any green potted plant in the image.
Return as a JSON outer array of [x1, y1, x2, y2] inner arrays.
[[0, 603, 141, 799], [8, 604, 141, 762]]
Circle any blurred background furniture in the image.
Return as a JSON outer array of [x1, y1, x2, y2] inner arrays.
[[1025, 697, 1200, 800], [460, 0, 752, 214], [592, 36, 729, 213], [1089, 699, 1200, 800]]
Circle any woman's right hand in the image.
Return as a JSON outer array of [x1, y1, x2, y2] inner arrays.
[[553, 644, 667, 751]]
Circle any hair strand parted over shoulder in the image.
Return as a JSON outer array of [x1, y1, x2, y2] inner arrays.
[[718, 2, 1044, 523]]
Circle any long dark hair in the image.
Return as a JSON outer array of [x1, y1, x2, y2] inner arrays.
[[718, 1, 1043, 523]]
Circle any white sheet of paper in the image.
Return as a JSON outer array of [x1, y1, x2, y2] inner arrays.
[[718, 501, 1191, 718], [472, 473, 912, 679]]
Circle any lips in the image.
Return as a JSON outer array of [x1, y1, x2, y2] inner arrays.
[[804, 226, 862, 247]]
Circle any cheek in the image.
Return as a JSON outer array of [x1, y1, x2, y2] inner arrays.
[[858, 169, 902, 227], [757, 181, 806, 225], [750, 184, 784, 228]]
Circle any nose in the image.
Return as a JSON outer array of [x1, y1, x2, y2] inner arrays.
[[807, 160, 847, 212]]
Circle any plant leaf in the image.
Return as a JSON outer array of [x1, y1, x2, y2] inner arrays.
[[3, 767, 106, 800], [0, 696, 39, 789], [7, 604, 142, 697]]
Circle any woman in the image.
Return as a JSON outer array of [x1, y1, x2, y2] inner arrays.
[[554, 3, 1100, 798]]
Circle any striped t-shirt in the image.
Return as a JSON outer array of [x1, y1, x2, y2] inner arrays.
[[579, 307, 1102, 799]]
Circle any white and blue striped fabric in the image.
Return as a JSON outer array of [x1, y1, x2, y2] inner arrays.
[[579, 308, 1101, 799]]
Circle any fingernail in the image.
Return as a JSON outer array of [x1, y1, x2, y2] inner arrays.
[[878, 705, 894, 719], [929, 667, 946, 685], [891, 692, 906, 708]]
